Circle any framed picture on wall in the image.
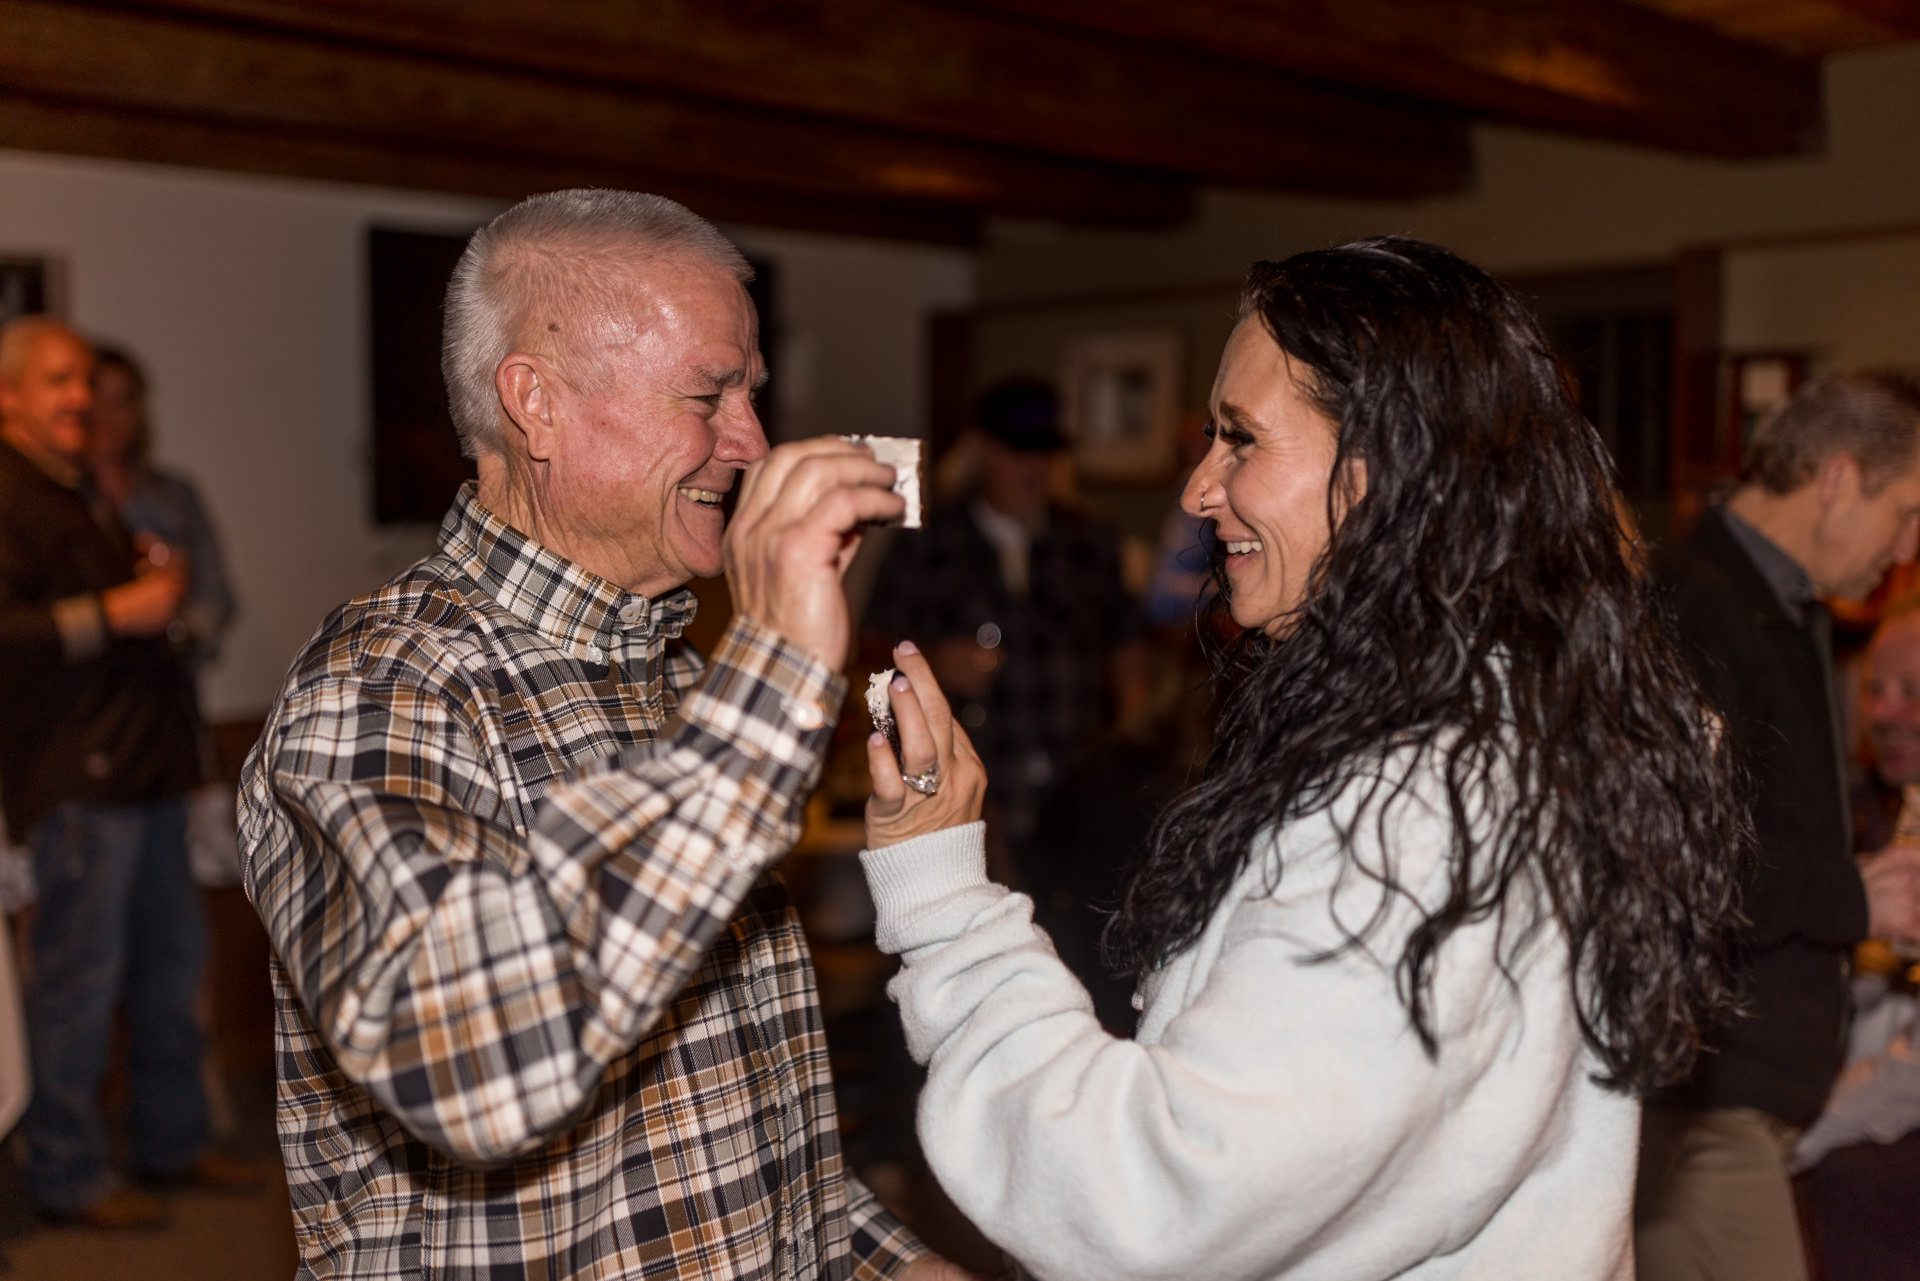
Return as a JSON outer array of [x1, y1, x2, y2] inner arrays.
[[1725, 350, 1809, 465], [0, 253, 65, 326], [1061, 330, 1182, 483]]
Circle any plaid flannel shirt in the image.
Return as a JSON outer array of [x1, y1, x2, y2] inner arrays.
[[239, 484, 922, 1279]]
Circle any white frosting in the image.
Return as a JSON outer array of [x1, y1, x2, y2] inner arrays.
[[866, 668, 897, 730], [842, 435, 923, 529]]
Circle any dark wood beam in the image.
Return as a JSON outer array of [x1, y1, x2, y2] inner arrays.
[[1819, 0, 1920, 38], [82, 0, 1474, 197], [0, 92, 985, 246], [962, 0, 1825, 159], [0, 0, 1194, 230]]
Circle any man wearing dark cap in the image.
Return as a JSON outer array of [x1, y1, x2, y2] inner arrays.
[[865, 378, 1135, 869]]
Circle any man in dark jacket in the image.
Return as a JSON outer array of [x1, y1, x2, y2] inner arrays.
[[0, 317, 206, 1229], [1637, 371, 1920, 1281]]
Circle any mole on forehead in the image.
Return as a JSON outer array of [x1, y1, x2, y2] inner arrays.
[[538, 301, 648, 350]]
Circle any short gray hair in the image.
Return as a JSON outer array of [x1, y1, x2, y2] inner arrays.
[[0, 315, 84, 386], [440, 189, 752, 459], [1746, 370, 1920, 496]]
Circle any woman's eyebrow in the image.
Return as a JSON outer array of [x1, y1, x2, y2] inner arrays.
[[1216, 401, 1260, 432]]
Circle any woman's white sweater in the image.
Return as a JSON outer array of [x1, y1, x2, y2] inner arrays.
[[861, 751, 1637, 1281]]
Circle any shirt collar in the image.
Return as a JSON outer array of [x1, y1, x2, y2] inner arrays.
[[1718, 504, 1817, 624], [0, 435, 85, 491], [437, 482, 699, 653]]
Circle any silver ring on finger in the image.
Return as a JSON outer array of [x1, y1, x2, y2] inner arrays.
[[901, 763, 942, 796]]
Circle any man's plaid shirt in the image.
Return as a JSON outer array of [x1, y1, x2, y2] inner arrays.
[[239, 485, 923, 1279]]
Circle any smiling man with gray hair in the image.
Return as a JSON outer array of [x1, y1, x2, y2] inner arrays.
[[240, 190, 965, 1279]]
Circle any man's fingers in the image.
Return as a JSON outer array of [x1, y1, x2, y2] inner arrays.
[[733, 437, 890, 533], [768, 452, 900, 526], [735, 437, 880, 531]]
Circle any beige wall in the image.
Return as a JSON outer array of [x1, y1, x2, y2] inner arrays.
[[0, 151, 972, 718], [1723, 232, 1920, 371]]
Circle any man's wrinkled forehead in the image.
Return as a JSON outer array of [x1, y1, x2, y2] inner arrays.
[[560, 251, 750, 359]]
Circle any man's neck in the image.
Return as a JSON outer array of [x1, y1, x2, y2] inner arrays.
[[475, 455, 676, 597], [0, 424, 83, 489], [1722, 484, 1819, 580]]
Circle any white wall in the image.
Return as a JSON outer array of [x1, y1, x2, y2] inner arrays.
[[733, 228, 973, 444], [1724, 231, 1920, 371], [0, 152, 974, 717]]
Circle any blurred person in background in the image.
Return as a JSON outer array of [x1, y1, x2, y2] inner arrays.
[[1639, 370, 1920, 1281], [1792, 595, 1920, 1281], [89, 343, 241, 887], [88, 341, 248, 1143], [0, 316, 213, 1229], [857, 238, 1746, 1280], [863, 379, 1136, 878], [88, 344, 235, 682]]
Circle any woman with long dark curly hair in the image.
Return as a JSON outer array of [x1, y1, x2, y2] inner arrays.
[[860, 236, 1748, 1281]]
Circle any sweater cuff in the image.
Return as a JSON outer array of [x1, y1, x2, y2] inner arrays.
[[861, 821, 988, 953]]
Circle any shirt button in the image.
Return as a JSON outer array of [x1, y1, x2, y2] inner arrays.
[[617, 601, 646, 628], [783, 697, 828, 731]]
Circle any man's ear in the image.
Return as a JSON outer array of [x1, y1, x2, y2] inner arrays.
[[496, 354, 557, 463], [1817, 451, 1864, 510]]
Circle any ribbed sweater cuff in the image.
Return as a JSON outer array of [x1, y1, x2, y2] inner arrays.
[[860, 821, 988, 953]]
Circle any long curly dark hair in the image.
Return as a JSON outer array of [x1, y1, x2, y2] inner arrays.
[[1107, 237, 1748, 1094]]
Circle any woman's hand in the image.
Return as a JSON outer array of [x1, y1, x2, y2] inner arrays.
[[866, 640, 987, 849]]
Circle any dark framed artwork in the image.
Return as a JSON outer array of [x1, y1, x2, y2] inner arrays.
[[0, 253, 65, 326], [368, 227, 473, 524], [1060, 330, 1182, 483]]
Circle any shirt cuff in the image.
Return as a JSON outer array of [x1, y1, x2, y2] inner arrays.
[[677, 613, 847, 798], [861, 821, 988, 954], [52, 592, 108, 661]]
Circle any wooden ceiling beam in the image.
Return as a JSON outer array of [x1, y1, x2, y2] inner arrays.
[[0, 0, 1193, 230], [1812, 0, 1920, 38], [0, 92, 986, 246], [81, 0, 1475, 197], [962, 0, 1825, 159]]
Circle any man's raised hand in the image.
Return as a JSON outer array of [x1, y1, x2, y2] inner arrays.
[[723, 437, 904, 669]]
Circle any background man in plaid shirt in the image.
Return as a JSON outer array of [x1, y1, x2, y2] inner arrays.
[[239, 190, 970, 1279]]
